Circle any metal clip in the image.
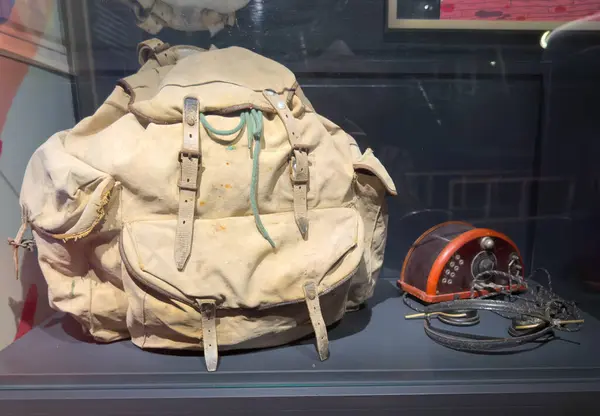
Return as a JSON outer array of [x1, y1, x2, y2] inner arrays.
[[8, 238, 35, 252]]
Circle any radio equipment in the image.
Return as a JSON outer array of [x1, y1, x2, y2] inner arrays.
[[398, 221, 526, 304], [399, 222, 584, 352]]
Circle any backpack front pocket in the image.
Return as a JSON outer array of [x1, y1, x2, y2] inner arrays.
[[120, 207, 363, 310]]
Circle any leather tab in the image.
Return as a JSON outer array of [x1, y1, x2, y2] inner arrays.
[[175, 97, 200, 270], [137, 38, 170, 66], [303, 282, 329, 361], [199, 300, 218, 372]]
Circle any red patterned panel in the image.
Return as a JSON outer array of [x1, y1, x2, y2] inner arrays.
[[440, 0, 600, 21]]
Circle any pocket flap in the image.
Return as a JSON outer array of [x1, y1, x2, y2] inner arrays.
[[21, 133, 115, 239], [121, 207, 363, 309], [353, 148, 397, 196]]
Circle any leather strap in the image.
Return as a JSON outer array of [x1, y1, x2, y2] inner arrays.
[[137, 37, 179, 68], [136, 40, 205, 72], [421, 299, 555, 352], [424, 318, 553, 352], [290, 149, 309, 238], [137, 38, 170, 66], [199, 300, 218, 372], [263, 90, 309, 239], [303, 282, 329, 361], [425, 298, 546, 319], [174, 97, 201, 270], [7, 221, 29, 280]]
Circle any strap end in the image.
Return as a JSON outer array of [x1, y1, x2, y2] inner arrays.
[[296, 217, 309, 240], [303, 282, 329, 362], [174, 250, 190, 271], [199, 301, 219, 372]]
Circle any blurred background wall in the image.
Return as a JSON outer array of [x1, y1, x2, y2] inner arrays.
[[0, 0, 74, 350]]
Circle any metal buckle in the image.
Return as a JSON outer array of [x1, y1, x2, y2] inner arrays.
[[178, 149, 201, 162]]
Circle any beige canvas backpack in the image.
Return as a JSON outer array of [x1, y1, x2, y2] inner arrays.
[[10, 39, 396, 371]]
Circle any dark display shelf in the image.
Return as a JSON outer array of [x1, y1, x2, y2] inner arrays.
[[1, 280, 599, 415]]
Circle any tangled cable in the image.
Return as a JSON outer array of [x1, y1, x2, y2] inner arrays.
[[403, 268, 584, 352]]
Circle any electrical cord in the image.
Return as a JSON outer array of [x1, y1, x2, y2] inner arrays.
[[403, 268, 584, 352]]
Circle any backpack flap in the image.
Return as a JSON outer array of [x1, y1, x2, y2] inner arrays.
[[129, 47, 298, 123]]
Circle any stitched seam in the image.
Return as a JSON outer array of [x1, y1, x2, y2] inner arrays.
[[160, 81, 294, 94], [49, 186, 113, 241], [105, 100, 129, 114], [88, 278, 94, 335], [368, 199, 384, 277], [141, 291, 148, 348]]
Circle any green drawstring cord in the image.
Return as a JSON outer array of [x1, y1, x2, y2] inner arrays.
[[200, 113, 245, 136], [247, 110, 275, 248], [199, 111, 276, 248]]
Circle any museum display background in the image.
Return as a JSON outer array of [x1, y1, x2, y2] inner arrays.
[[1, 0, 600, 413]]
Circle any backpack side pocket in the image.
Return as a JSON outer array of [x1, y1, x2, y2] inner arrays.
[[348, 148, 397, 310]]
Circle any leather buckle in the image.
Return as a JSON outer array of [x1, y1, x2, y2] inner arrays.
[[179, 149, 201, 162], [289, 151, 308, 184]]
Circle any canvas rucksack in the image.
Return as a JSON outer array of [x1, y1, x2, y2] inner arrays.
[[10, 39, 397, 371]]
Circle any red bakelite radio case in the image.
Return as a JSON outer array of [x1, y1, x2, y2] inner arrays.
[[398, 221, 526, 303]]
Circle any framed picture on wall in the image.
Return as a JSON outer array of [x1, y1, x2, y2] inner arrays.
[[386, 0, 600, 30]]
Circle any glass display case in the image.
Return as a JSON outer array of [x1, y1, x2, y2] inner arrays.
[[2, 1, 600, 414]]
